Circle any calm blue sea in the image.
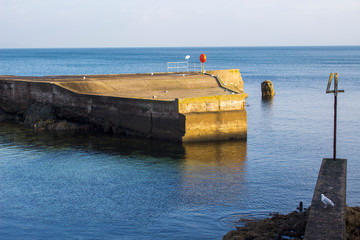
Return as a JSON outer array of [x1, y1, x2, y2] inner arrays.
[[1, 46, 360, 239]]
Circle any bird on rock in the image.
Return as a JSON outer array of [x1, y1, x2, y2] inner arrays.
[[321, 194, 335, 208]]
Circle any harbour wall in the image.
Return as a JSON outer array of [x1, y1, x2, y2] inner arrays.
[[0, 70, 247, 142]]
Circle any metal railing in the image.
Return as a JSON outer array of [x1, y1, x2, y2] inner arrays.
[[167, 61, 202, 73]]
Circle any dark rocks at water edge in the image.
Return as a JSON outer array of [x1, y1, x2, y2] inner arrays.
[[223, 209, 308, 240], [0, 103, 92, 132], [223, 206, 360, 240], [0, 108, 16, 122]]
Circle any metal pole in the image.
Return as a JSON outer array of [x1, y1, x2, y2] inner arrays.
[[326, 72, 344, 161], [333, 73, 338, 160]]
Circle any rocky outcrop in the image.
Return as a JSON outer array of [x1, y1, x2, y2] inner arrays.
[[346, 206, 360, 239], [223, 206, 360, 240], [261, 80, 275, 98], [223, 209, 309, 240]]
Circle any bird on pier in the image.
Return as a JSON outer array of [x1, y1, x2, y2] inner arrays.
[[321, 194, 335, 208]]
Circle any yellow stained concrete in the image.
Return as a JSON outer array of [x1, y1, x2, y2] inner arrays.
[[178, 94, 245, 114], [181, 110, 247, 142], [207, 69, 247, 97]]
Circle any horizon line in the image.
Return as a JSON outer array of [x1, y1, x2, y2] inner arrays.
[[1, 45, 360, 50]]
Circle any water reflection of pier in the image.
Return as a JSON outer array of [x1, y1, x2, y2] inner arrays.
[[180, 140, 248, 205], [183, 140, 247, 168], [1, 122, 250, 225]]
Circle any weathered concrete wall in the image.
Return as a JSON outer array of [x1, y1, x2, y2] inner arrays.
[[0, 80, 184, 141], [0, 70, 247, 142], [178, 95, 245, 113], [177, 95, 247, 141], [304, 158, 347, 240], [207, 69, 246, 96], [181, 110, 247, 142]]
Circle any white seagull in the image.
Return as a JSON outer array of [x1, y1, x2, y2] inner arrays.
[[321, 194, 335, 208]]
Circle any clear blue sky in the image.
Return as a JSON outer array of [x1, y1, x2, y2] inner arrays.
[[1, 0, 359, 48]]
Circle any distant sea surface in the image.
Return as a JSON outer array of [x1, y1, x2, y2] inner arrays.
[[1, 46, 360, 239]]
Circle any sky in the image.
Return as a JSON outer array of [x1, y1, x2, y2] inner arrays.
[[0, 0, 359, 48]]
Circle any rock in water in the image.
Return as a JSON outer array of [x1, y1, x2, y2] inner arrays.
[[261, 80, 275, 98]]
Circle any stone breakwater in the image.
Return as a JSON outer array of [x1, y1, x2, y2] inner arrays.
[[0, 69, 247, 142]]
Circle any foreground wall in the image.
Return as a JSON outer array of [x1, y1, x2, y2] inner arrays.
[[0, 78, 247, 142]]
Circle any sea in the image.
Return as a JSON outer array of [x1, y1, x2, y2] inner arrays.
[[0, 46, 359, 239]]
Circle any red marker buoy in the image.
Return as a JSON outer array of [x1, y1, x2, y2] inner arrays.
[[200, 54, 206, 63], [200, 54, 206, 73]]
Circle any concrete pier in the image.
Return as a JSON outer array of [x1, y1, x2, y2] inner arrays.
[[304, 158, 347, 240], [0, 69, 247, 142]]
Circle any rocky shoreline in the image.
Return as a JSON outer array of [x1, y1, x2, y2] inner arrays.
[[223, 206, 360, 240]]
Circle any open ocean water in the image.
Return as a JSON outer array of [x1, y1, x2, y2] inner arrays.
[[0, 46, 360, 239]]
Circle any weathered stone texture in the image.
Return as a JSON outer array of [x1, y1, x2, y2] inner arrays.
[[261, 80, 275, 98], [304, 158, 347, 240], [0, 70, 247, 142]]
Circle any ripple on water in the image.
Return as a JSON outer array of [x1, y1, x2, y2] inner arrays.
[[219, 210, 271, 228]]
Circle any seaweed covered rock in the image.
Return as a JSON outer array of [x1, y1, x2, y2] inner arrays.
[[22, 103, 91, 132], [223, 209, 309, 240], [24, 103, 55, 126], [346, 206, 360, 240], [223, 206, 360, 240], [261, 80, 275, 98]]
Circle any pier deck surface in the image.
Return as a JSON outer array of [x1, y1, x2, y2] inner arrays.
[[0, 72, 235, 100], [304, 158, 347, 240]]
